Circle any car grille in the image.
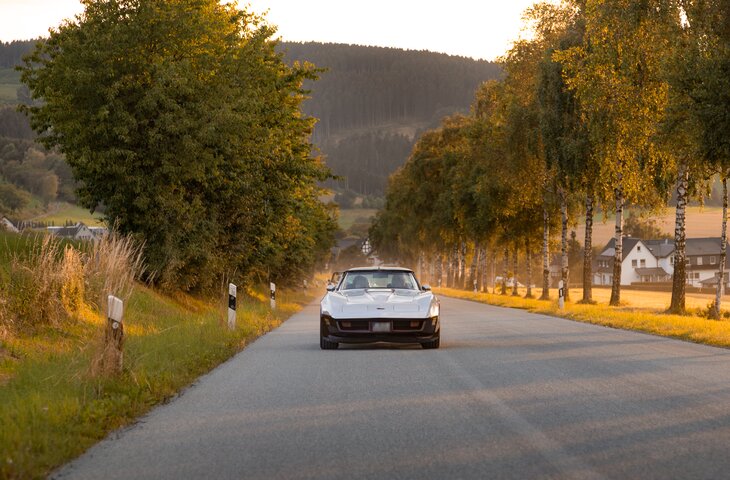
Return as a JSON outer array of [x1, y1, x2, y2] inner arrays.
[[336, 319, 424, 332]]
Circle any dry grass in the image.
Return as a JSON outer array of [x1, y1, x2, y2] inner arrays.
[[82, 232, 145, 315], [0, 232, 144, 336], [436, 287, 730, 349]]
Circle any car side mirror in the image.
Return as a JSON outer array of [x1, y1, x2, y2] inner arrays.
[[421, 284, 431, 291], [326, 284, 336, 292]]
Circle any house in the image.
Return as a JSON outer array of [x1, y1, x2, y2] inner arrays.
[[1, 217, 19, 233], [594, 236, 730, 288], [48, 222, 96, 241], [593, 237, 664, 286], [641, 239, 674, 283], [684, 238, 730, 288]]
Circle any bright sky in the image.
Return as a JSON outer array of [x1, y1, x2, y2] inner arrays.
[[0, 0, 548, 61]]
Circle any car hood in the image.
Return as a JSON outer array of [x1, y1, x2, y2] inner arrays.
[[321, 289, 439, 319]]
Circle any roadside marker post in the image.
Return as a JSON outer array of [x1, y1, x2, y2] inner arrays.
[[558, 280, 565, 310], [473, 279, 478, 293], [106, 295, 124, 373], [270, 282, 276, 310], [228, 283, 237, 330]]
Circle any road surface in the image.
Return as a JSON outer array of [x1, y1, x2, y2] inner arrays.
[[55, 296, 730, 479]]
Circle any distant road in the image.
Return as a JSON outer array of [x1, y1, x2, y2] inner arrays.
[[55, 296, 730, 479]]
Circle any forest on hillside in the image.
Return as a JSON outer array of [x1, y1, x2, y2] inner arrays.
[[1, 40, 500, 199], [281, 42, 501, 195]]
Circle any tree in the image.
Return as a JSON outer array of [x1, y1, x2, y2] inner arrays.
[[558, 0, 678, 306], [671, 0, 730, 317], [20, 0, 334, 290], [0, 182, 31, 212]]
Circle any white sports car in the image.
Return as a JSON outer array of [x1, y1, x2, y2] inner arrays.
[[320, 267, 440, 349]]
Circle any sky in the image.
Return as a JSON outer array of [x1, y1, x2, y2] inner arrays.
[[0, 0, 550, 61]]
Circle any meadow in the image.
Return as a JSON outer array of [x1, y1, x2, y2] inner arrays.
[[337, 208, 377, 231], [575, 206, 725, 246], [0, 230, 312, 479]]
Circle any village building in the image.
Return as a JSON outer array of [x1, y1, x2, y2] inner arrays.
[[1, 217, 19, 233], [594, 236, 730, 288], [47, 222, 105, 241]]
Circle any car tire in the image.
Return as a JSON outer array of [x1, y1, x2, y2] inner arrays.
[[421, 333, 440, 349], [320, 320, 339, 350], [320, 336, 339, 350]]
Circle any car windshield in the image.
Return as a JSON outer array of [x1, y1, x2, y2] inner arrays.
[[341, 270, 419, 290]]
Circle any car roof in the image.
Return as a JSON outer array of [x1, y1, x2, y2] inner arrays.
[[345, 266, 413, 273]]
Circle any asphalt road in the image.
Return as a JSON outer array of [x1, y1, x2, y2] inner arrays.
[[55, 295, 730, 479]]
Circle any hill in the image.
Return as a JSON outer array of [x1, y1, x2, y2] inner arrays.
[[281, 42, 501, 195], [0, 40, 501, 200]]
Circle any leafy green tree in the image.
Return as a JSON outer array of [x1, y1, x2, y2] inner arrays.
[[666, 0, 730, 316], [557, 0, 678, 306], [0, 182, 31, 212], [20, 0, 334, 290]]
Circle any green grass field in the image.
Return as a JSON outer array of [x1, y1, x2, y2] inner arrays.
[[28, 202, 105, 227], [0, 68, 21, 104], [338, 208, 377, 231]]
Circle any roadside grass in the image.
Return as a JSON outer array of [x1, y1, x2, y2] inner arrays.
[[0, 284, 311, 479], [435, 287, 730, 349]]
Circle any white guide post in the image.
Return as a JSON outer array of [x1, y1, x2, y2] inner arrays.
[[105, 295, 125, 373], [108, 295, 124, 327], [558, 280, 565, 310], [228, 283, 237, 330], [270, 282, 276, 310]]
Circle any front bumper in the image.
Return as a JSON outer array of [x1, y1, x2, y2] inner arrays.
[[321, 316, 440, 345]]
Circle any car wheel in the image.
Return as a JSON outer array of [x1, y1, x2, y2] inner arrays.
[[421, 333, 440, 349], [320, 336, 339, 350], [320, 320, 339, 350]]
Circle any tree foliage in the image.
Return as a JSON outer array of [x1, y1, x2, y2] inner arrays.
[[20, 0, 336, 290]]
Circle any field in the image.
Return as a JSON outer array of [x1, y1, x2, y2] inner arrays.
[[25, 202, 105, 227], [0, 67, 20, 104], [338, 208, 377, 231], [575, 206, 724, 246]]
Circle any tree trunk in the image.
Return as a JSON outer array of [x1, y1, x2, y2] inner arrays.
[[560, 187, 570, 302], [512, 243, 519, 296], [459, 241, 467, 289], [715, 176, 727, 319], [610, 183, 624, 306], [446, 247, 454, 288], [541, 207, 550, 300], [491, 251, 497, 294], [670, 162, 689, 313], [502, 246, 508, 295], [582, 192, 594, 303], [479, 246, 487, 292], [435, 252, 443, 288], [525, 238, 533, 298], [469, 241, 479, 291]]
